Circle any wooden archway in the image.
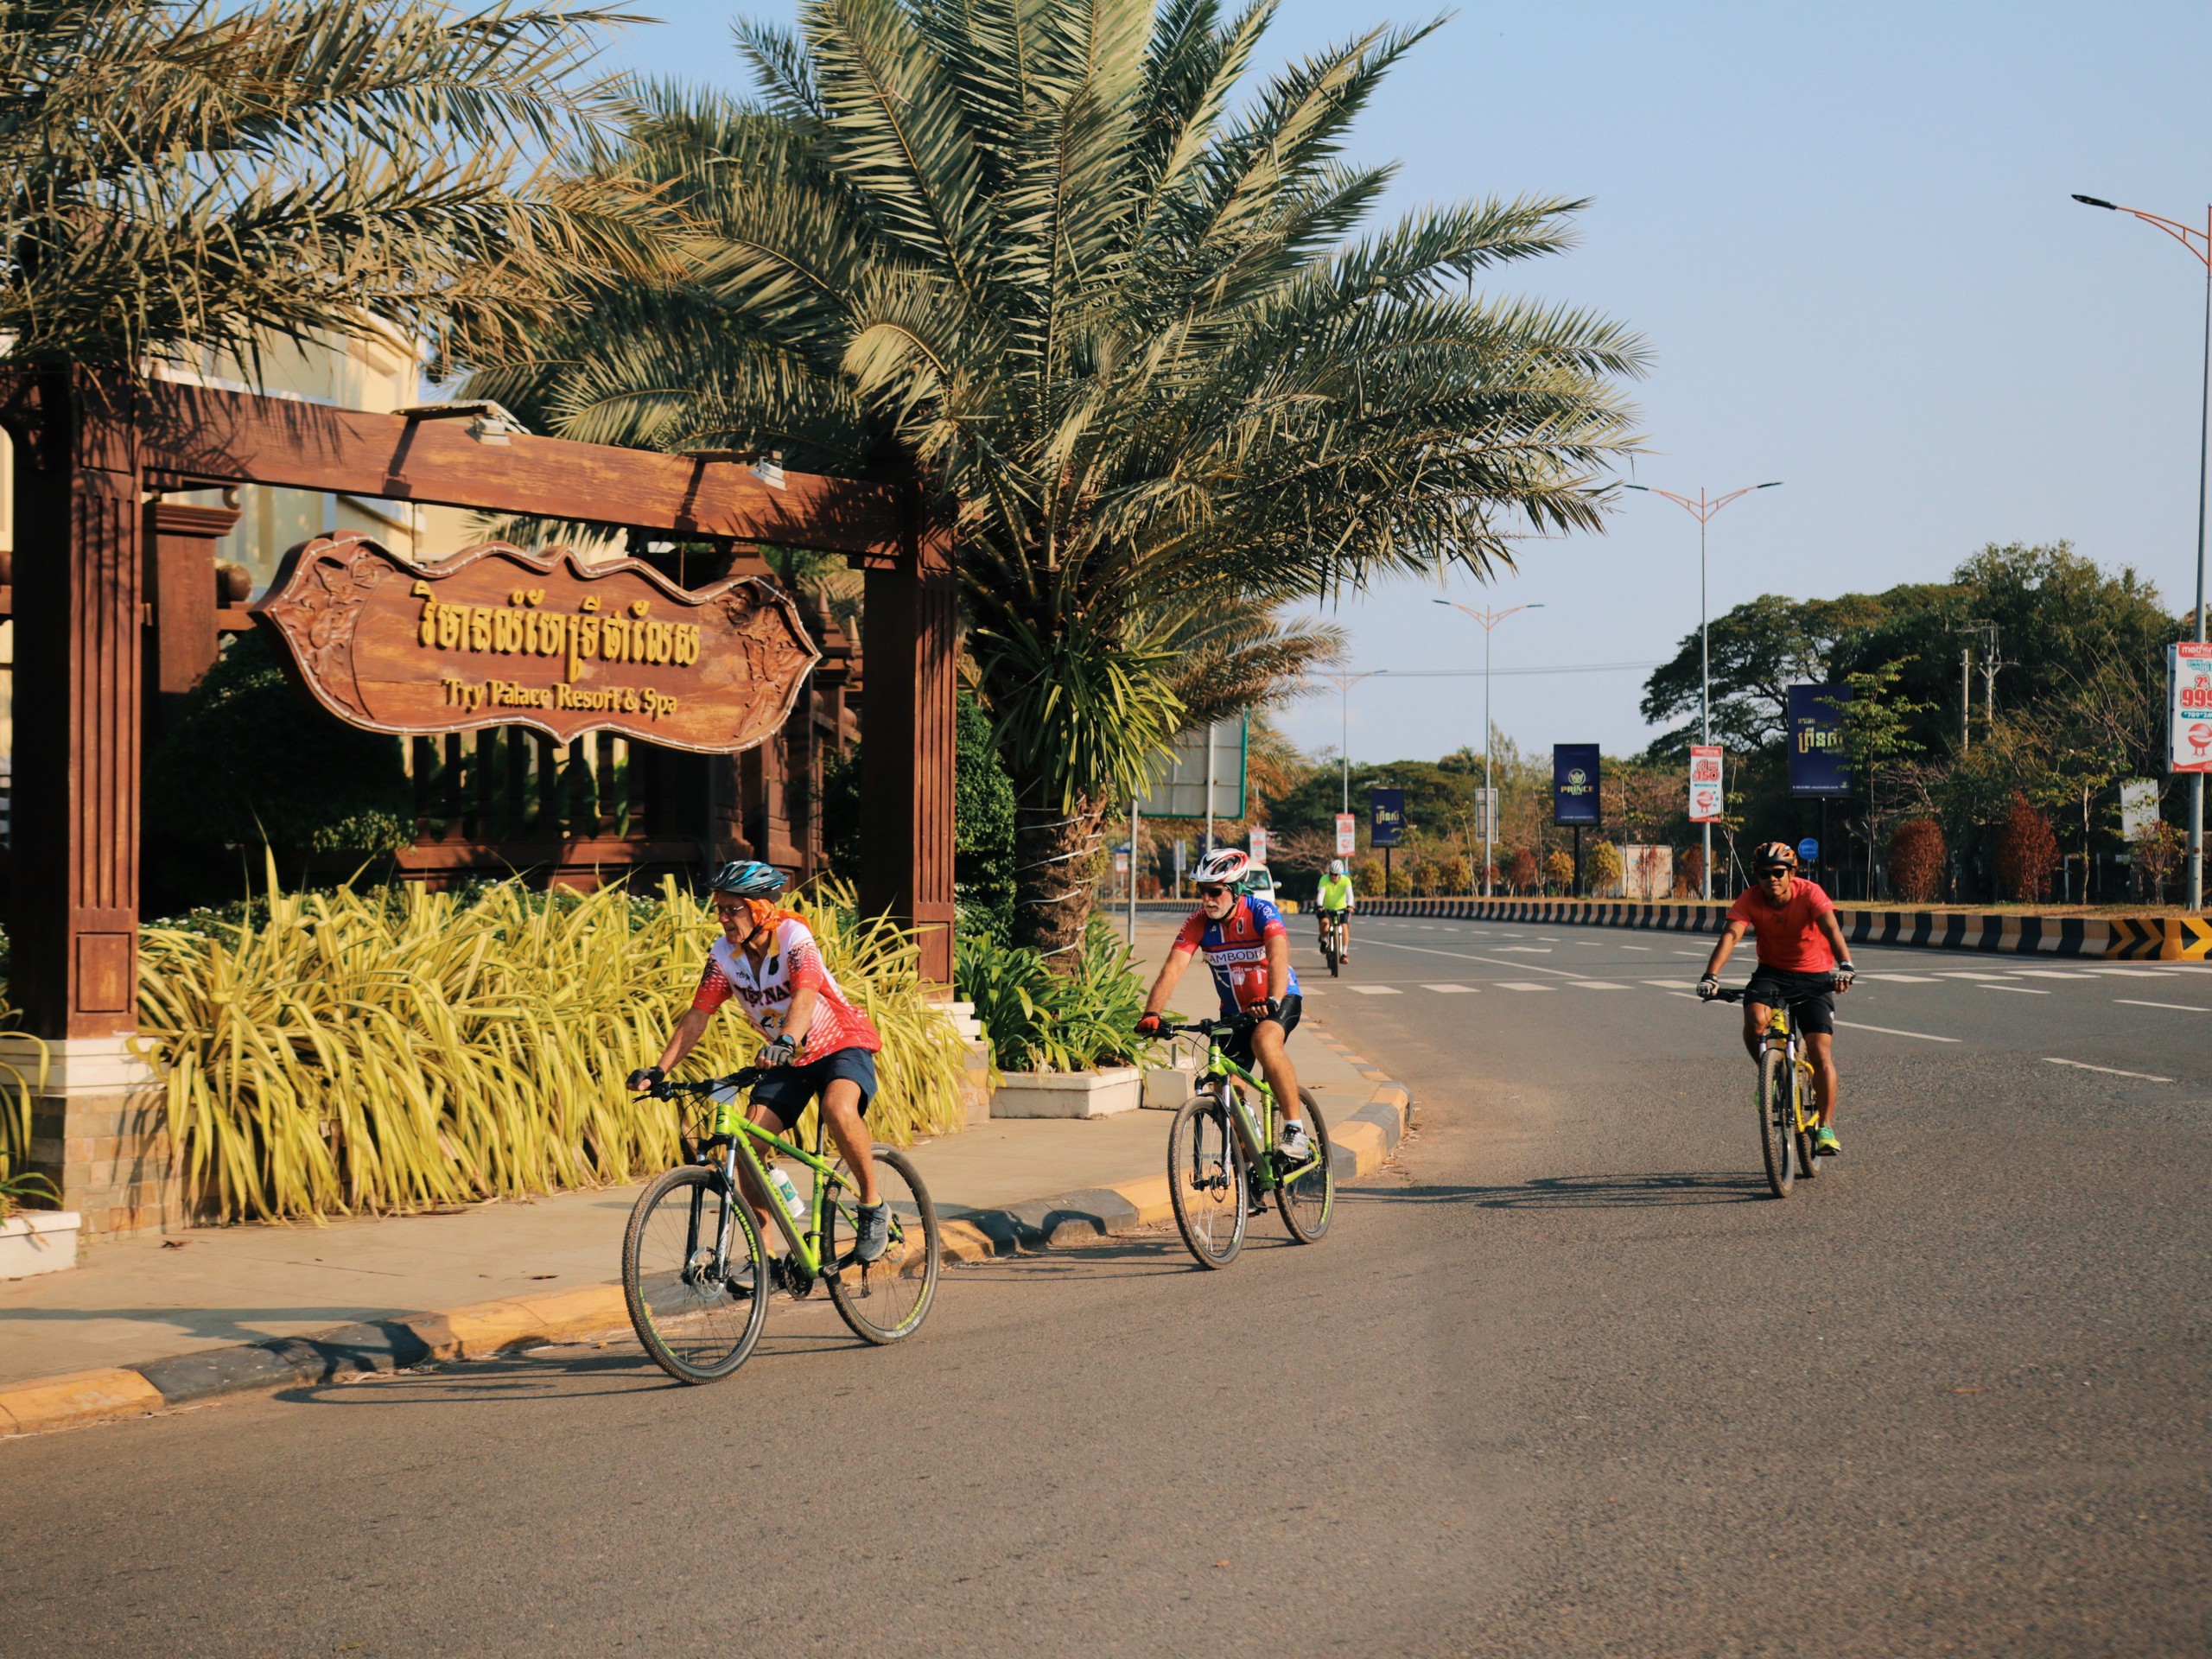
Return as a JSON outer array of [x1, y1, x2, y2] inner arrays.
[[0, 367, 955, 1047]]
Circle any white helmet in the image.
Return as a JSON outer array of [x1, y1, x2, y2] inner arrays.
[[1192, 847, 1252, 887], [1328, 858, 1346, 876]]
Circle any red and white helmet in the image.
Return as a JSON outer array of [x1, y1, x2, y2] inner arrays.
[[1192, 847, 1252, 887]]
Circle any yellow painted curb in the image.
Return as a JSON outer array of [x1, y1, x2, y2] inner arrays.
[[511, 1283, 628, 1337], [1106, 1172, 1176, 1226], [0, 1367, 163, 1435], [938, 1220, 999, 1264]]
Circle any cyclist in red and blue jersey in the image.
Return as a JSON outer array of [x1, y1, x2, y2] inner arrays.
[[1136, 848, 1313, 1163]]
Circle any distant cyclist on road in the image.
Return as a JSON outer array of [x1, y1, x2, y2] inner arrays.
[[1697, 842, 1857, 1156], [1315, 859, 1357, 961], [628, 860, 891, 1262], [1136, 848, 1313, 1163]]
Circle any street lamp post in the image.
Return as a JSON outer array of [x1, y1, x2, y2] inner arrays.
[[1433, 601, 1544, 895], [1624, 480, 1783, 899], [2073, 194, 2209, 912], [1313, 671, 1387, 814]]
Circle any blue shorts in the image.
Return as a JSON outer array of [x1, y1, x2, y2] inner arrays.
[[747, 1046, 880, 1128]]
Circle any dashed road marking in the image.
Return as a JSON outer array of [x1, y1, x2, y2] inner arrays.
[[1421, 983, 1478, 994], [2113, 999, 2209, 1014], [1496, 982, 1554, 993], [1346, 985, 1402, 996], [1834, 1020, 1961, 1043], [1572, 981, 1630, 990], [2045, 1058, 2175, 1082]]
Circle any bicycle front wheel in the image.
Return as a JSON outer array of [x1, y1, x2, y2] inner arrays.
[[1757, 1049, 1794, 1199], [623, 1166, 770, 1384], [1274, 1090, 1335, 1243], [823, 1147, 941, 1345], [1168, 1092, 1248, 1268], [1794, 1065, 1821, 1182]]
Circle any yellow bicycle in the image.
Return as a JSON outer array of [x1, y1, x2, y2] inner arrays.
[[1713, 988, 1821, 1198]]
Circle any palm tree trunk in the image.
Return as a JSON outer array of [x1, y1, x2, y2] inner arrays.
[[1012, 792, 1105, 963]]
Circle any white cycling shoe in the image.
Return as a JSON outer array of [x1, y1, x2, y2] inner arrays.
[[1279, 1123, 1312, 1163]]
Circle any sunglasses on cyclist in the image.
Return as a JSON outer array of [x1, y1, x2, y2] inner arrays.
[[1754, 864, 1795, 878], [1196, 883, 1230, 898]]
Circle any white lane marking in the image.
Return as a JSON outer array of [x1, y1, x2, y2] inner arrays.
[[2045, 1058, 2175, 1082], [1346, 985, 1402, 996], [2113, 999, 2210, 1014], [2013, 969, 2094, 979], [1980, 985, 2049, 995], [1859, 973, 1941, 982], [1364, 939, 1582, 978], [1620, 944, 1653, 951], [1643, 979, 1694, 988], [1667, 991, 1702, 1001], [1497, 946, 1552, 954], [1537, 936, 1563, 942], [2088, 968, 2177, 977], [1422, 983, 1478, 994], [1672, 950, 1705, 957], [1496, 982, 1554, 992], [1573, 981, 1630, 990], [1834, 1020, 1961, 1043], [1936, 971, 2017, 981]]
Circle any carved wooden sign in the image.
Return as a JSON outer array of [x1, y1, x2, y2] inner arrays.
[[252, 535, 821, 753]]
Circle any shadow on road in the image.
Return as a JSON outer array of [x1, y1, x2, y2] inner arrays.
[[1341, 1170, 1771, 1210]]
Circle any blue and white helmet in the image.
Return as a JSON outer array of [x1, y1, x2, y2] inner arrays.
[[707, 859, 786, 899]]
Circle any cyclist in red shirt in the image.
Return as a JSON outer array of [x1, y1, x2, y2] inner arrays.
[[1697, 842, 1857, 1155]]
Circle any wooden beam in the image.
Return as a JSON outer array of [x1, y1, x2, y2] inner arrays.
[[113, 377, 905, 559]]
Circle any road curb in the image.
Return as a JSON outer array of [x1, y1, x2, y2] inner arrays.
[[0, 1077, 1414, 1440]]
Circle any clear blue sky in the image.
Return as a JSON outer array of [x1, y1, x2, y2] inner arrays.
[[595, 0, 2212, 768]]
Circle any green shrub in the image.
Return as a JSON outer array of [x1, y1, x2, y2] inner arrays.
[[956, 917, 1147, 1072], [131, 864, 969, 1224]]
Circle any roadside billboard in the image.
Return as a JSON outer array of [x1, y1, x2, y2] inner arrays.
[[1249, 826, 1269, 864], [1787, 683, 1853, 796], [2171, 642, 2212, 773], [1688, 745, 1723, 823], [1135, 716, 1247, 817], [1370, 787, 1406, 848], [1471, 786, 1497, 843], [1334, 812, 1357, 856], [1552, 744, 1601, 825]]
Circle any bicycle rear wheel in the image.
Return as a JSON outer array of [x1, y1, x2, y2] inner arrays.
[[1757, 1049, 1794, 1198], [1274, 1090, 1335, 1243], [623, 1166, 770, 1383], [823, 1147, 941, 1344], [1168, 1091, 1248, 1268], [1327, 926, 1341, 976]]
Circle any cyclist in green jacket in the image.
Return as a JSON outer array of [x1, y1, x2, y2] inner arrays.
[[1315, 859, 1356, 962]]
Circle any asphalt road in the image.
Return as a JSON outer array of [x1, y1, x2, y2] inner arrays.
[[4, 916, 2208, 1656]]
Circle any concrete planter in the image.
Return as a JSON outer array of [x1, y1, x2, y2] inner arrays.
[[991, 1066, 1142, 1120], [0, 1211, 81, 1279]]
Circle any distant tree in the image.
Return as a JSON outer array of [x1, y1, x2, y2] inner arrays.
[[1509, 849, 1539, 894], [1828, 662, 1932, 895], [1888, 819, 1947, 904], [1679, 842, 1706, 898], [1542, 849, 1574, 894], [1588, 840, 1624, 896], [1996, 794, 2060, 904], [2134, 818, 2183, 905]]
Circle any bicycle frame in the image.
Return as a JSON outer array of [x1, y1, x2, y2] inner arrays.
[[1758, 1005, 1820, 1136], [1165, 1021, 1324, 1194], [673, 1080, 868, 1284]]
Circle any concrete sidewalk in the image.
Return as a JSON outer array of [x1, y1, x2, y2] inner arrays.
[[0, 923, 1404, 1430]]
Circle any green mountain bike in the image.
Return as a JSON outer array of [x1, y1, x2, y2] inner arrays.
[[622, 1068, 941, 1383], [1712, 988, 1821, 1198], [1150, 1018, 1334, 1268]]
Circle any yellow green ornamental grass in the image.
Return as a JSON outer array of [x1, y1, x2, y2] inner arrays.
[[135, 871, 968, 1224]]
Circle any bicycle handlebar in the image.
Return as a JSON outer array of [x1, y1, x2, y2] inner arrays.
[[648, 1066, 767, 1100], [1147, 1015, 1256, 1039]]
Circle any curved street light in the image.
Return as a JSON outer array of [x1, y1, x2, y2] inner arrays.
[[2074, 193, 2209, 912], [1624, 480, 1783, 898]]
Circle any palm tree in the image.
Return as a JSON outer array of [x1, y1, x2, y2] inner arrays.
[[0, 0, 648, 375], [463, 0, 1647, 956]]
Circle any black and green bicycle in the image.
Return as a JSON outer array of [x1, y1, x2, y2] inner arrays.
[[621, 1069, 941, 1383], [1149, 1018, 1335, 1268]]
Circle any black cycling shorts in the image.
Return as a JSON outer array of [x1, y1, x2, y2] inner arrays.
[[746, 1046, 880, 1128], [1743, 966, 1835, 1036], [1224, 994, 1301, 1067]]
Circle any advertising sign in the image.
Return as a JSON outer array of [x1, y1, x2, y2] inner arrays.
[[1787, 683, 1854, 796], [2171, 642, 2212, 773], [1552, 744, 1601, 825], [1135, 717, 1249, 817], [1471, 786, 1498, 843], [2120, 779, 2160, 841], [1334, 813, 1357, 856], [1249, 827, 1269, 864], [254, 534, 820, 753], [1113, 851, 1128, 877], [1370, 787, 1406, 848], [1688, 745, 1723, 823]]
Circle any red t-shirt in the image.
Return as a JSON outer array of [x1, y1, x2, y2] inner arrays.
[[1727, 878, 1838, 973]]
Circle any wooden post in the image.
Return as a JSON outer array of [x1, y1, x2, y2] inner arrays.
[[4, 372, 180, 1234], [860, 512, 956, 983], [144, 495, 242, 728], [11, 371, 143, 1039]]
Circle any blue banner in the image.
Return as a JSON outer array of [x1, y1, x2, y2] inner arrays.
[[1787, 683, 1853, 797], [1552, 744, 1601, 825], [1369, 786, 1405, 848]]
